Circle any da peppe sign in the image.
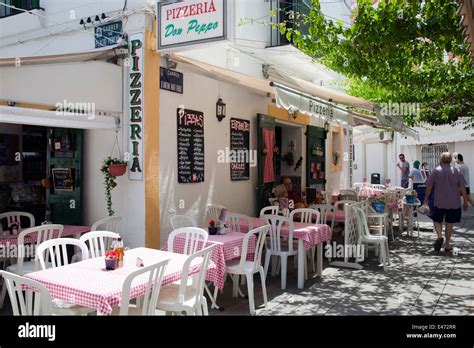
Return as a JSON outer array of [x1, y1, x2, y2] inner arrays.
[[157, 0, 227, 51], [128, 32, 144, 181]]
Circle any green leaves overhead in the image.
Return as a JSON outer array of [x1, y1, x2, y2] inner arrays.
[[280, 0, 473, 126]]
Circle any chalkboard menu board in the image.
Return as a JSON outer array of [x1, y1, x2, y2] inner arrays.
[[230, 118, 250, 181], [52, 168, 74, 192], [177, 109, 204, 183]]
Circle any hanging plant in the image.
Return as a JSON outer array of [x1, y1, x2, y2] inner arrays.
[[101, 156, 127, 216]]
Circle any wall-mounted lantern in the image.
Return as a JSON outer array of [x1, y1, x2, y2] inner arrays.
[[216, 98, 226, 122]]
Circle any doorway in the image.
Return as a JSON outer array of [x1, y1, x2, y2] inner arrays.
[[256, 114, 304, 215]]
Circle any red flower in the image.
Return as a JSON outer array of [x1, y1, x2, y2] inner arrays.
[[209, 219, 216, 226], [105, 249, 118, 259]]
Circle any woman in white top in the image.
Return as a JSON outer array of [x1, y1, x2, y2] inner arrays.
[[409, 160, 425, 184]]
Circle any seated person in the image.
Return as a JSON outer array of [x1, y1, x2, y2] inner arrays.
[[283, 176, 302, 208]]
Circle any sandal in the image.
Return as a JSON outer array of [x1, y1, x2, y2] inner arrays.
[[444, 247, 454, 252], [434, 238, 444, 252]]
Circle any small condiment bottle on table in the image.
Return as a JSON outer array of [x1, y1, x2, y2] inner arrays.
[[10, 222, 20, 235], [115, 237, 124, 267]]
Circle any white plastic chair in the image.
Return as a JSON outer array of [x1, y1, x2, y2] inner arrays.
[[79, 231, 120, 258], [261, 215, 295, 290], [167, 227, 208, 255], [0, 211, 35, 231], [170, 215, 197, 230], [353, 207, 390, 271], [117, 258, 170, 315], [5, 224, 64, 276], [0, 224, 63, 309], [334, 200, 357, 211], [35, 238, 96, 315], [157, 244, 216, 315], [367, 206, 391, 240], [311, 204, 336, 262], [206, 204, 227, 222], [91, 216, 122, 232], [340, 189, 358, 196], [289, 208, 320, 274], [259, 206, 278, 217], [311, 204, 335, 229], [227, 212, 254, 233], [36, 238, 89, 270], [0, 270, 53, 315], [372, 184, 386, 190], [220, 225, 270, 315], [0, 212, 35, 267]]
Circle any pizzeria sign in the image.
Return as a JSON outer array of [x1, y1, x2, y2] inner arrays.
[[157, 0, 227, 51]]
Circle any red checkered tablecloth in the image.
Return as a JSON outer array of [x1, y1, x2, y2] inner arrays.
[[0, 225, 91, 247], [24, 247, 205, 315], [247, 218, 332, 250], [166, 232, 256, 289], [358, 188, 384, 198]]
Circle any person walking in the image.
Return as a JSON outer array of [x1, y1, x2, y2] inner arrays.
[[456, 154, 472, 205], [424, 152, 469, 252], [410, 160, 426, 203], [397, 154, 410, 188]]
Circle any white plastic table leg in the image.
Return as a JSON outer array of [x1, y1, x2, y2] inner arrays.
[[204, 283, 220, 310], [297, 239, 304, 289], [316, 243, 323, 277]]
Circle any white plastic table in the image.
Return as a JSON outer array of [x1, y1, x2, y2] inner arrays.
[[25, 247, 207, 315]]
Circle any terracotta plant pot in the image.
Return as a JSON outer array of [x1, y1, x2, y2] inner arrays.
[[107, 164, 127, 177]]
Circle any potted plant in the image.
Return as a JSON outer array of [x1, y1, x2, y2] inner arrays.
[[101, 156, 127, 216], [105, 249, 118, 270], [405, 189, 418, 204], [370, 194, 387, 213], [208, 219, 219, 235]]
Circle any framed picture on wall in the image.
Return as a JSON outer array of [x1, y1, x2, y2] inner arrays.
[[52, 168, 74, 192]]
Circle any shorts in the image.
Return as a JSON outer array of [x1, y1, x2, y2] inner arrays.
[[432, 206, 462, 224], [401, 179, 409, 188]]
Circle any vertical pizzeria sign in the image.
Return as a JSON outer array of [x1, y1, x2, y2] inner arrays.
[[128, 32, 144, 181], [157, 0, 227, 50]]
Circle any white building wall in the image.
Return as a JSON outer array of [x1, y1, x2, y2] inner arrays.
[[158, 60, 270, 245], [454, 142, 474, 188], [0, 0, 147, 57]]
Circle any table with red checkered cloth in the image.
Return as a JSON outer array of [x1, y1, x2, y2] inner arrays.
[[358, 188, 384, 198], [240, 218, 332, 250], [167, 232, 256, 289], [24, 247, 207, 315], [0, 225, 91, 247]]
